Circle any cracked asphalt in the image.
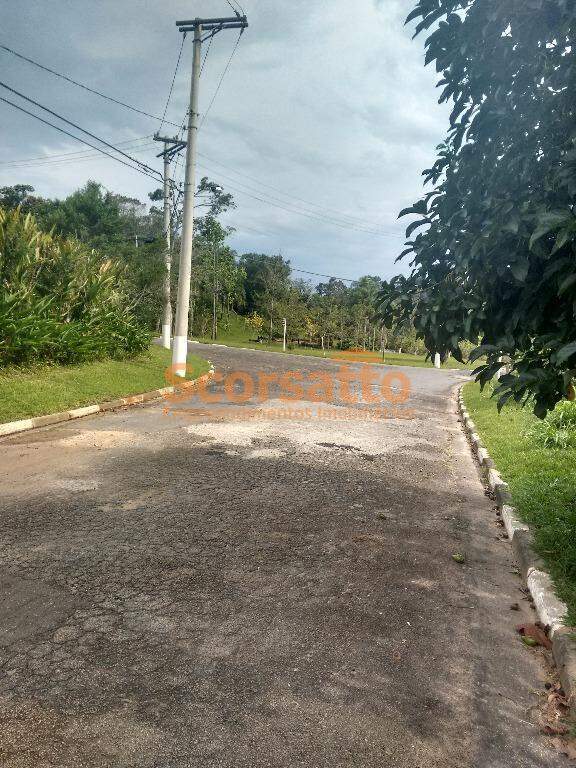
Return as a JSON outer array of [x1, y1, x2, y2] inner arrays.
[[0, 345, 565, 767]]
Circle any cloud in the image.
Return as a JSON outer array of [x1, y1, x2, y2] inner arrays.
[[0, 0, 449, 281]]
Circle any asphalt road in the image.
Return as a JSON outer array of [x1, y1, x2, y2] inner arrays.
[[0, 345, 564, 767]]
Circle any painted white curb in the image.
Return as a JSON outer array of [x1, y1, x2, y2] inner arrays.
[[457, 384, 575, 700], [0, 369, 215, 440], [527, 568, 567, 638]]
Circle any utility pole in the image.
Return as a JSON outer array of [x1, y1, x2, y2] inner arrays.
[[212, 241, 217, 341], [162, 149, 171, 348], [154, 133, 187, 349], [282, 318, 287, 351], [172, 13, 248, 376]]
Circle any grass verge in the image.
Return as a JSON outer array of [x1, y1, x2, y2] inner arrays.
[[195, 316, 468, 369], [0, 346, 209, 423], [463, 381, 576, 624]]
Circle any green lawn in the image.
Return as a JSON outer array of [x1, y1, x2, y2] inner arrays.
[[463, 382, 576, 624], [195, 315, 469, 369], [0, 346, 209, 423]]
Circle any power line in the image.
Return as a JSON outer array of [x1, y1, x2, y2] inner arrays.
[[0, 42, 181, 128], [0, 96, 162, 183], [0, 38, 394, 232], [0, 137, 156, 168], [290, 266, 355, 283], [159, 33, 186, 132], [2, 144, 158, 171], [198, 150, 397, 232], [225, 0, 243, 17], [0, 81, 163, 181], [200, 34, 214, 76], [1, 137, 403, 238], [199, 29, 244, 129], [197, 161, 401, 237]]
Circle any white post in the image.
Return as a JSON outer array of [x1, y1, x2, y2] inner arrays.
[[172, 22, 202, 376], [495, 355, 507, 379], [282, 318, 287, 351], [434, 352, 441, 369], [161, 148, 172, 349], [321, 335, 325, 356]]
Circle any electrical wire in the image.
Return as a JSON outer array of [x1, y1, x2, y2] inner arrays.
[[0, 42, 182, 129], [200, 34, 214, 76], [196, 161, 401, 238], [199, 29, 243, 129], [0, 96, 162, 182], [197, 150, 400, 233], [1, 136, 401, 237], [290, 267, 354, 283], [1, 144, 158, 171], [226, 0, 246, 18], [0, 136, 154, 167], [158, 33, 186, 133], [0, 81, 162, 180]]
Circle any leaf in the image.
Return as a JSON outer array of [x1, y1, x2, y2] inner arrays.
[[406, 219, 430, 238], [516, 623, 552, 649], [510, 259, 529, 282], [552, 227, 573, 254], [469, 344, 499, 362], [405, 6, 424, 25], [452, 346, 464, 363], [529, 210, 572, 249], [557, 342, 576, 363], [452, 552, 465, 564], [558, 273, 576, 296], [502, 218, 519, 235], [522, 636, 538, 647], [398, 200, 428, 218]]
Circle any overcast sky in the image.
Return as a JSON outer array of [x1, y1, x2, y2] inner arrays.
[[0, 0, 448, 283]]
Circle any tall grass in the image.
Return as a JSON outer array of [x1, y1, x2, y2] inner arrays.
[[0, 206, 149, 365]]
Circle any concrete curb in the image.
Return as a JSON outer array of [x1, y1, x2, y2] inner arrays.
[[0, 365, 215, 440], [457, 386, 576, 701]]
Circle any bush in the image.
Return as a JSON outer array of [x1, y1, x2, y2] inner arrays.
[[0, 206, 150, 366], [529, 401, 576, 450]]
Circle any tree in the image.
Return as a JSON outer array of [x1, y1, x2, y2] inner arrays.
[[383, 0, 576, 416], [0, 184, 35, 209], [239, 253, 291, 340]]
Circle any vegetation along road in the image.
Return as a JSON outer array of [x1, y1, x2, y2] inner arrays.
[[0, 345, 564, 767]]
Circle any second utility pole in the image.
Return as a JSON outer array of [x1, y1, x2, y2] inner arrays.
[[153, 132, 187, 349], [172, 22, 202, 374], [172, 13, 248, 375]]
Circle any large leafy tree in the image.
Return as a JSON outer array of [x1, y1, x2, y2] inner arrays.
[[380, 0, 576, 416], [239, 253, 292, 339]]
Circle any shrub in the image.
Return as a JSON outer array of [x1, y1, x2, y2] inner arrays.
[[529, 401, 576, 450], [0, 206, 150, 366]]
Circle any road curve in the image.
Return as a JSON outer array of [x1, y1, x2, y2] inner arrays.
[[0, 345, 562, 767]]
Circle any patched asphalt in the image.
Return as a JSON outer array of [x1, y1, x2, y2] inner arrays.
[[0, 345, 564, 767]]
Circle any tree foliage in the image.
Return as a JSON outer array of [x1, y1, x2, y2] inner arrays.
[[380, 0, 576, 416]]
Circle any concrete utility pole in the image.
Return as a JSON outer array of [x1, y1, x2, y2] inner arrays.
[[154, 133, 187, 349], [282, 318, 287, 351], [162, 150, 171, 348], [212, 241, 217, 341], [172, 13, 248, 376]]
